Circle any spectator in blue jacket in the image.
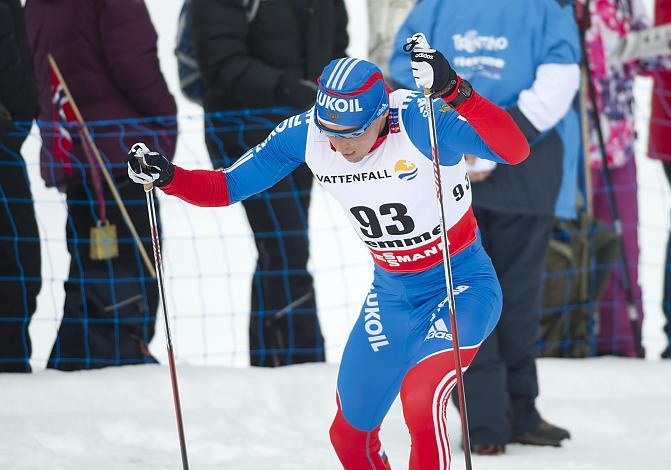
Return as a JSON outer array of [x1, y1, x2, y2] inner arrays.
[[391, 0, 581, 454]]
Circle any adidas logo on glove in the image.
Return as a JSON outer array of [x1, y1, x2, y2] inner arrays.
[[415, 52, 434, 60]]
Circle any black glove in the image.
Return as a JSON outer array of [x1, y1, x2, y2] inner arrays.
[[410, 47, 459, 100], [276, 76, 318, 111], [126, 142, 174, 187]]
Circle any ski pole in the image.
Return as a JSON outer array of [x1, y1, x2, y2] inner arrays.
[[406, 32, 474, 470], [135, 150, 190, 470]]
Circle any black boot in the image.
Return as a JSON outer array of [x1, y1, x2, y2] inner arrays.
[[511, 419, 571, 447]]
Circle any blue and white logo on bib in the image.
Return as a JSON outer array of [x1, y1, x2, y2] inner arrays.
[[394, 160, 418, 181]]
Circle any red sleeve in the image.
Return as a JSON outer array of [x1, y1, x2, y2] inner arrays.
[[160, 166, 230, 207], [447, 88, 530, 165]]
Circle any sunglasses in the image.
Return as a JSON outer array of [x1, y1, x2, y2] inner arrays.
[[315, 116, 373, 139]]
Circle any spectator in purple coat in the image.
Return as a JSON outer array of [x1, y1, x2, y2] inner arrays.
[[25, 0, 177, 370]]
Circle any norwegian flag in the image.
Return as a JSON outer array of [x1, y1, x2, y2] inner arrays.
[[49, 59, 75, 178]]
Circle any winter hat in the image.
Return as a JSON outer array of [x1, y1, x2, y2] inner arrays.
[[315, 58, 389, 136]]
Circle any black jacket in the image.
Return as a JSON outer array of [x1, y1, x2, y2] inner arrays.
[[0, 0, 37, 150], [471, 105, 565, 217], [191, 0, 349, 113]]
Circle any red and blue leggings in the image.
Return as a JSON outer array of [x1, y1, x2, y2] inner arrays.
[[330, 239, 502, 469]]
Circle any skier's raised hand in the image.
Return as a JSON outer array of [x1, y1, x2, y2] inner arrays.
[[406, 33, 459, 100]]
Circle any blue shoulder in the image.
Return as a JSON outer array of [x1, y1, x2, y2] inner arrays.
[[248, 111, 310, 164], [223, 111, 309, 203], [398, 91, 465, 166]]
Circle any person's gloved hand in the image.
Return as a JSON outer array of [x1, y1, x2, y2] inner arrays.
[[276, 76, 318, 111], [127, 142, 174, 187], [407, 33, 460, 100]]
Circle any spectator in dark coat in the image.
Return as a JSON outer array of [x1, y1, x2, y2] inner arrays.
[[191, 0, 349, 367], [25, 0, 177, 370], [0, 0, 41, 373]]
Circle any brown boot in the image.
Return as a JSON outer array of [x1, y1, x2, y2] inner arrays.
[[512, 419, 571, 447], [472, 443, 505, 455]]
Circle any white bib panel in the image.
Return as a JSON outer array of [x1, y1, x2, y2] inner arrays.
[[305, 90, 477, 272]]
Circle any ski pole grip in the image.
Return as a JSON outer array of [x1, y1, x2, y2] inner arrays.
[[404, 33, 433, 98], [130, 142, 154, 192], [131, 142, 150, 167], [403, 32, 431, 52]]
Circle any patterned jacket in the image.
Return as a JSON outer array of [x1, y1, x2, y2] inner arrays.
[[579, 0, 671, 168]]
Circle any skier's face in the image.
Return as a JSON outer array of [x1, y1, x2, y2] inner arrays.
[[321, 112, 389, 163]]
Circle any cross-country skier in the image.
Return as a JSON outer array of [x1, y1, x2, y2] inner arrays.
[[127, 40, 530, 469]]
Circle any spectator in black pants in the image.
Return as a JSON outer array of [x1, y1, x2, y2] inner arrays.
[[26, 0, 177, 370], [466, 135, 564, 449], [192, 0, 349, 366], [0, 0, 41, 373], [464, 104, 578, 449]]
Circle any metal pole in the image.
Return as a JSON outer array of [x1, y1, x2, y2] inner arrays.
[[142, 180, 190, 470], [405, 31, 474, 468], [424, 88, 474, 470]]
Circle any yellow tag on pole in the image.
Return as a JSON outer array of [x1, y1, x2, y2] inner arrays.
[[90, 220, 119, 261]]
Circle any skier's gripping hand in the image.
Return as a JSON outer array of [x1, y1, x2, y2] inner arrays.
[[407, 33, 460, 101], [127, 142, 174, 187]]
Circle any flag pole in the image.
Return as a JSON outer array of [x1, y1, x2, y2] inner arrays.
[[48, 54, 156, 278]]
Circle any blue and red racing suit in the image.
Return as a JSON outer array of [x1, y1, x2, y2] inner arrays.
[[159, 88, 528, 469]]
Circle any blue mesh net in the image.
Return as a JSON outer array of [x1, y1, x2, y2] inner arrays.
[[1, 103, 669, 370]]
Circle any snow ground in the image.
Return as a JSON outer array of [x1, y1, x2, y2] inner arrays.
[[7, 0, 671, 469], [1, 358, 670, 470]]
